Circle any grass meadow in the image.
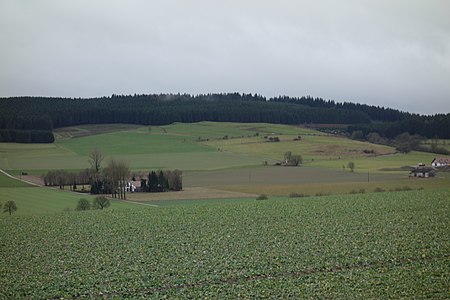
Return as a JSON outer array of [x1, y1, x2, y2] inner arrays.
[[0, 172, 138, 216], [1, 189, 448, 298], [1, 122, 449, 201], [0, 122, 441, 175]]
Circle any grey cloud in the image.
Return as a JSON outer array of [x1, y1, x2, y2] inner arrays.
[[0, 0, 449, 114]]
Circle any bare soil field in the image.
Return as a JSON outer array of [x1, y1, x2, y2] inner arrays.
[[126, 187, 257, 202]]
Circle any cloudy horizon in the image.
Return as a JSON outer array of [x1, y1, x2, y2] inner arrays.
[[1, 0, 449, 115]]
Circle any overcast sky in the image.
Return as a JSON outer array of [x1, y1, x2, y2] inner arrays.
[[1, 0, 449, 114]]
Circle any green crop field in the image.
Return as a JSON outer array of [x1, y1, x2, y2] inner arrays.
[[1, 189, 449, 298]]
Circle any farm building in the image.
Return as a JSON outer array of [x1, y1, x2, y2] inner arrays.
[[431, 157, 450, 167], [409, 166, 436, 178]]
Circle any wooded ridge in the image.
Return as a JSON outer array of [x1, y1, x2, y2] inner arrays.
[[1, 93, 448, 143]]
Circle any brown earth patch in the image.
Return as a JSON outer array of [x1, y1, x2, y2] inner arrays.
[[126, 187, 257, 202], [16, 175, 45, 186]]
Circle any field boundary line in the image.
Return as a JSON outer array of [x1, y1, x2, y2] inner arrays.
[[117, 199, 159, 207]]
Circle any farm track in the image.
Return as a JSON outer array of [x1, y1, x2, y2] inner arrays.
[[0, 169, 40, 187], [55, 254, 447, 299]]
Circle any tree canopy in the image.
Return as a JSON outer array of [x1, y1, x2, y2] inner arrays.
[[1, 93, 448, 143]]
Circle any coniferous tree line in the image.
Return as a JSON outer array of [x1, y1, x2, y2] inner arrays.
[[140, 170, 182, 193], [1, 93, 449, 142]]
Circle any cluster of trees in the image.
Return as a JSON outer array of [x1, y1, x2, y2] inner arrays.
[[76, 196, 110, 211], [271, 96, 410, 122], [43, 169, 92, 190], [0, 129, 54, 143], [89, 158, 130, 200], [351, 131, 449, 154], [42, 149, 131, 199], [140, 170, 182, 192], [0, 114, 54, 143], [348, 115, 450, 140]]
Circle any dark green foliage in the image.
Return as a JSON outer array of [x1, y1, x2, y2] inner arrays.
[[140, 179, 148, 192], [146, 170, 182, 193], [350, 130, 364, 140], [256, 194, 268, 200], [348, 114, 450, 139], [148, 171, 159, 192], [347, 161, 355, 172], [284, 151, 303, 166], [3, 200, 17, 215], [90, 179, 107, 195], [0, 94, 373, 143], [2, 94, 448, 144], [92, 196, 110, 210], [76, 198, 91, 211]]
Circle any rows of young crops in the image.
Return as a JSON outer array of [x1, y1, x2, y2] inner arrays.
[[1, 190, 449, 298]]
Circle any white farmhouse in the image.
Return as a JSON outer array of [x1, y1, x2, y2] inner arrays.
[[431, 157, 450, 167]]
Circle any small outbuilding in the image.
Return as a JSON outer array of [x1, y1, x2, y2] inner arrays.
[[410, 166, 436, 178]]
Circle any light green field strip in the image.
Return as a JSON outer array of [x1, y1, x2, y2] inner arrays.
[[0, 187, 140, 216], [0, 122, 444, 175], [0, 170, 33, 188]]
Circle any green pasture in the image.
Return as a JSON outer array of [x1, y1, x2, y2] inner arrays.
[[0, 187, 138, 216], [1, 189, 448, 298], [309, 151, 438, 173], [0, 171, 138, 216], [206, 134, 395, 162], [0, 172, 32, 188], [157, 121, 321, 139], [0, 122, 444, 176], [58, 132, 212, 156]]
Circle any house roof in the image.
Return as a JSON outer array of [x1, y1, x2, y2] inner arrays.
[[411, 167, 435, 173], [432, 157, 450, 164]]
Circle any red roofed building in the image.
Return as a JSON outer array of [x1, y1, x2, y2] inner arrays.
[[431, 157, 450, 167]]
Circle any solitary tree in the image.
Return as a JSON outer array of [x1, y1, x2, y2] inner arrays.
[[89, 149, 104, 174], [93, 196, 110, 210], [284, 151, 303, 166], [347, 161, 355, 172], [76, 198, 91, 211], [3, 201, 17, 215]]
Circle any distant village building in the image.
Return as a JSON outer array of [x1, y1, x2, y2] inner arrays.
[[431, 157, 450, 167], [125, 181, 136, 192]]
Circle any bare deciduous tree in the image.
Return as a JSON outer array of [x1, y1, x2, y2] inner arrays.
[[89, 149, 104, 174], [103, 158, 130, 200]]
